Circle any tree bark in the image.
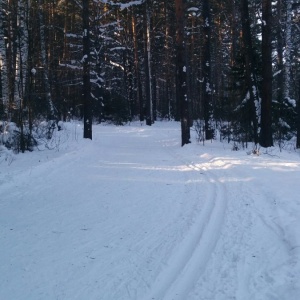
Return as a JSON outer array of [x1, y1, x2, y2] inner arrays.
[[260, 0, 273, 147], [297, 78, 300, 148], [132, 13, 144, 122], [276, 0, 284, 105], [175, 0, 190, 146], [241, 0, 260, 145], [202, 0, 214, 140], [0, 0, 8, 118], [284, 0, 292, 99], [38, 0, 55, 119], [82, 0, 92, 139], [144, 0, 153, 126]]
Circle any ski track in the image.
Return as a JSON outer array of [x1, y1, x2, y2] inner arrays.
[[147, 127, 300, 300], [141, 131, 228, 300], [187, 153, 300, 300]]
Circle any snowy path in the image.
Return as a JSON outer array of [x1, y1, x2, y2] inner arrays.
[[1, 122, 300, 300], [142, 132, 228, 300]]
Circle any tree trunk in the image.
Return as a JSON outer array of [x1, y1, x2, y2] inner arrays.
[[241, 0, 260, 145], [0, 1, 8, 119], [144, 0, 153, 126], [82, 0, 92, 139], [260, 0, 273, 147], [276, 0, 284, 102], [5, 0, 18, 121], [297, 78, 300, 148], [38, 0, 55, 119], [175, 0, 190, 146], [132, 13, 144, 121], [284, 0, 292, 100], [164, 0, 172, 120], [202, 0, 214, 140]]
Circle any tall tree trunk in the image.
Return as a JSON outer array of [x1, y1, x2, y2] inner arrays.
[[284, 0, 292, 99], [202, 0, 213, 140], [275, 0, 284, 146], [82, 0, 92, 139], [38, 0, 55, 119], [0, 0, 9, 118], [144, 0, 153, 126], [132, 13, 144, 121], [175, 0, 190, 146], [151, 61, 157, 122], [241, 0, 260, 145], [276, 0, 284, 104], [260, 0, 273, 147], [18, 35, 25, 153], [297, 78, 300, 148], [5, 0, 18, 121], [164, 0, 172, 120]]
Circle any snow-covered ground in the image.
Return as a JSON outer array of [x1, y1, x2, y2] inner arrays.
[[1, 121, 300, 300]]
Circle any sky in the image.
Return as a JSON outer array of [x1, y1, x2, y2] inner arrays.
[[1, 121, 300, 300]]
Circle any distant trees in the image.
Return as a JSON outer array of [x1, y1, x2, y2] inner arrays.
[[1, 0, 300, 151]]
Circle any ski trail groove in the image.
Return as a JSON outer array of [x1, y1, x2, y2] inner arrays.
[[143, 140, 228, 300]]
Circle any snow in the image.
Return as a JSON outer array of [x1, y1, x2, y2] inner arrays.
[[119, 1, 143, 10], [187, 7, 199, 12], [1, 121, 300, 300], [285, 97, 296, 108]]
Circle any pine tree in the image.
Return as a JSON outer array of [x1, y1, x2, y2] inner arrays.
[[175, 0, 190, 146], [82, 0, 92, 139], [260, 0, 273, 147]]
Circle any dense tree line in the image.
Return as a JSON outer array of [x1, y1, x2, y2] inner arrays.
[[0, 0, 300, 151]]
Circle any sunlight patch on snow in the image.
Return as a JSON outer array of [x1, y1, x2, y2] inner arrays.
[[219, 177, 254, 183], [252, 161, 300, 172], [200, 153, 213, 159], [91, 162, 192, 173]]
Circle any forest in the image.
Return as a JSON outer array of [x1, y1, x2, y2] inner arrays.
[[0, 0, 300, 152]]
